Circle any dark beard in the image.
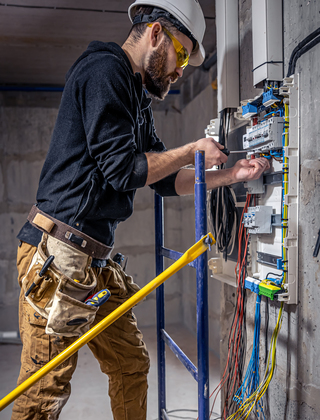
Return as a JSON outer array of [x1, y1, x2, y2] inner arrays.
[[144, 40, 178, 100]]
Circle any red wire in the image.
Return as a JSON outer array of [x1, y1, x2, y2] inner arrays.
[[210, 194, 252, 419], [224, 197, 251, 417]]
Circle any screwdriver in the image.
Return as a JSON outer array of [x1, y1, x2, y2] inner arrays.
[[221, 148, 247, 156], [25, 255, 55, 297], [221, 148, 272, 160], [85, 289, 111, 307]]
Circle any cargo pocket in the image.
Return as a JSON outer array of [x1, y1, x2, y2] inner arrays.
[[23, 261, 58, 311], [107, 259, 141, 300], [21, 241, 59, 318], [46, 275, 98, 337]]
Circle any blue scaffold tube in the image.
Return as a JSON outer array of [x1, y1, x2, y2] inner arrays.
[[195, 151, 210, 420]]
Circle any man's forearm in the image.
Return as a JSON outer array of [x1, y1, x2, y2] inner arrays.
[[145, 144, 194, 186], [175, 167, 235, 195], [144, 137, 230, 186]]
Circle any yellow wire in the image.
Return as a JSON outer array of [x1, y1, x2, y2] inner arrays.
[[282, 103, 289, 284], [226, 304, 284, 420]]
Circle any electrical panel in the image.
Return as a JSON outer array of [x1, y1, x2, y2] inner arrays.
[[208, 75, 299, 305]]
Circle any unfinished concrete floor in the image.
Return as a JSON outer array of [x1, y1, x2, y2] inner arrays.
[[0, 324, 220, 420]]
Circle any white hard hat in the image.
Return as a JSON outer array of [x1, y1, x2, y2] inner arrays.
[[128, 0, 206, 66]]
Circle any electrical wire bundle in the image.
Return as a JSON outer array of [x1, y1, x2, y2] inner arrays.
[[232, 295, 264, 419], [226, 302, 284, 420], [209, 108, 238, 261], [209, 187, 238, 260], [209, 194, 252, 419]]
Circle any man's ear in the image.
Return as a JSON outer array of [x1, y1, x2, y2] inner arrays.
[[149, 22, 163, 48]]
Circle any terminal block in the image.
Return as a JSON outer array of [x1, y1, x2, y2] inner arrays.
[[258, 281, 282, 300], [245, 276, 261, 294], [262, 89, 281, 107], [245, 277, 282, 300], [242, 103, 258, 119], [243, 206, 273, 234], [243, 117, 283, 151]]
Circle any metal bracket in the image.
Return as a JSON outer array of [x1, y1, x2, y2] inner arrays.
[[263, 171, 282, 185], [256, 252, 281, 267]]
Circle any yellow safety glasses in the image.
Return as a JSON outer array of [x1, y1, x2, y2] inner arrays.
[[147, 23, 190, 69]]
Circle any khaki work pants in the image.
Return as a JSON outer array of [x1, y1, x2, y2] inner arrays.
[[11, 242, 150, 420]]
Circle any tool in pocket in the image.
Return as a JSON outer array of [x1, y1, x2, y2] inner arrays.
[[85, 289, 111, 307], [25, 255, 55, 297]]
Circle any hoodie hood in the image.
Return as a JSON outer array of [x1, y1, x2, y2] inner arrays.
[[66, 41, 134, 82]]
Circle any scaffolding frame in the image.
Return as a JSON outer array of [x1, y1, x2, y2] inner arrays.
[[155, 150, 210, 420]]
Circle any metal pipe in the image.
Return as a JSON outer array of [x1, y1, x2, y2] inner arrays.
[[0, 86, 64, 92], [195, 150, 210, 420], [155, 193, 166, 420], [161, 329, 198, 381], [0, 231, 214, 412], [0, 85, 180, 94], [160, 247, 197, 268]]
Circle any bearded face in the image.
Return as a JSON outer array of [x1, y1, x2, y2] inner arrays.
[[144, 37, 178, 100]]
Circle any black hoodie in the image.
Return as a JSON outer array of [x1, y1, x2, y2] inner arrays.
[[17, 42, 178, 250]]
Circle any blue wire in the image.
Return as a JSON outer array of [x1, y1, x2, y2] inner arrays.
[[233, 295, 265, 418], [261, 105, 284, 121]]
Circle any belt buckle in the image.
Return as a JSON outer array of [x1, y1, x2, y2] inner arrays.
[[65, 231, 87, 248]]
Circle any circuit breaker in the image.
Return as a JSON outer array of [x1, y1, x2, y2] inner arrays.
[[243, 206, 272, 234], [243, 117, 283, 151]]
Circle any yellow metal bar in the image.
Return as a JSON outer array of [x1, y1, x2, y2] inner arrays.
[[0, 232, 215, 411]]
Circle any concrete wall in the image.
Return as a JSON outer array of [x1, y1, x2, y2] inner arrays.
[[219, 0, 320, 418], [0, 96, 59, 332]]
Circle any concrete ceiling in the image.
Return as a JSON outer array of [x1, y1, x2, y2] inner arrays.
[[0, 0, 216, 90]]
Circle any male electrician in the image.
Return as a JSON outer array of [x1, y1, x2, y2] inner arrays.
[[13, 1, 269, 419]]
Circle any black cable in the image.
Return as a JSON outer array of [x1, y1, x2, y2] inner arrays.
[[0, 2, 128, 13], [252, 60, 283, 73], [210, 187, 238, 261], [289, 35, 320, 76], [210, 110, 237, 256], [287, 26, 320, 76], [266, 272, 282, 279]]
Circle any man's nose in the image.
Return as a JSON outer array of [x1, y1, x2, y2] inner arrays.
[[175, 67, 184, 78]]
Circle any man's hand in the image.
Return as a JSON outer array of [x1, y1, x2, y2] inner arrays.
[[175, 156, 270, 195], [230, 157, 270, 182], [192, 137, 228, 168]]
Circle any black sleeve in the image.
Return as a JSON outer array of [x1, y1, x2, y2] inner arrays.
[[77, 54, 148, 192], [149, 172, 179, 196]]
